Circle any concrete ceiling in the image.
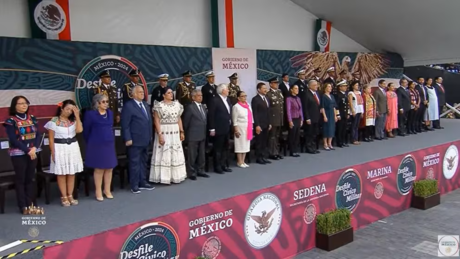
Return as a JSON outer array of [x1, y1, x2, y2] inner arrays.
[[292, 0, 460, 66]]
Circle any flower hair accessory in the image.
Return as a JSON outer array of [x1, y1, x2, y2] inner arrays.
[[57, 102, 63, 107]]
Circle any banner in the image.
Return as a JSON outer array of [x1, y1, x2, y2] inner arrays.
[[212, 48, 257, 99], [27, 0, 71, 40], [314, 19, 331, 52], [43, 141, 460, 259]]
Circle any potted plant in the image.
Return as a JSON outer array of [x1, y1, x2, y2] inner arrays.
[[411, 179, 440, 210], [195, 257, 207, 259], [315, 208, 353, 251]]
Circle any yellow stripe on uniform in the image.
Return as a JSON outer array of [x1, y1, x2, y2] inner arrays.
[[0, 245, 45, 259]]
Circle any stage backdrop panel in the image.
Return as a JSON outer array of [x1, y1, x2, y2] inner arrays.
[[43, 141, 460, 259], [0, 37, 212, 136], [257, 50, 404, 87], [211, 48, 257, 99]]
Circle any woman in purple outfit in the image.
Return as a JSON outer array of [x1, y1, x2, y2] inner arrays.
[[83, 93, 117, 201]]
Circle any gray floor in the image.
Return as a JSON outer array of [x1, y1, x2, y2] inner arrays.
[[297, 188, 460, 259], [0, 119, 458, 259]]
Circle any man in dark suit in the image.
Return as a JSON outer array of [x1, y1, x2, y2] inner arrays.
[[373, 80, 389, 140], [251, 82, 272, 164], [396, 78, 411, 136], [433, 76, 446, 129], [121, 85, 155, 193], [303, 79, 321, 154], [201, 71, 217, 108], [183, 89, 209, 180], [208, 84, 232, 174], [335, 80, 349, 147], [415, 76, 429, 132], [279, 73, 290, 98]]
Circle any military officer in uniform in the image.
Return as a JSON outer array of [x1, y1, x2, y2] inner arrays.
[[266, 76, 284, 160], [150, 74, 170, 107], [94, 70, 119, 124], [312, 68, 322, 83], [227, 73, 241, 105], [335, 80, 350, 147], [122, 69, 143, 106], [201, 71, 217, 107], [323, 67, 337, 95], [175, 70, 196, 106]]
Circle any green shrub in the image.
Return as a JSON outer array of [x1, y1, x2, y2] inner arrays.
[[316, 208, 351, 235], [195, 257, 207, 259], [413, 179, 439, 198]]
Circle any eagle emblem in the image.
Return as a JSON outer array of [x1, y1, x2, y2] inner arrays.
[[251, 208, 275, 235], [447, 156, 457, 171]]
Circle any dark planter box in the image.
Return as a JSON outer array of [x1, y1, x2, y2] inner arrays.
[[316, 227, 353, 251], [411, 192, 441, 210]]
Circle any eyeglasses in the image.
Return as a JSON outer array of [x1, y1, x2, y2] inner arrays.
[[100, 100, 108, 104]]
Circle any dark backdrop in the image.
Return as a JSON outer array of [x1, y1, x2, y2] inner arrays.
[[404, 66, 460, 104]]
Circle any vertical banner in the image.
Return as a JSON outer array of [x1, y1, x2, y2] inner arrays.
[[28, 0, 71, 40], [212, 48, 257, 99], [314, 19, 331, 52], [215, 0, 234, 48]]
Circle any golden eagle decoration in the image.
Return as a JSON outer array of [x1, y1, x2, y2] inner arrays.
[[289, 52, 390, 85]]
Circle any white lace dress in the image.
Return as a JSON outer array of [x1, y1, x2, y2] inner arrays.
[[44, 118, 84, 175], [149, 100, 187, 184]]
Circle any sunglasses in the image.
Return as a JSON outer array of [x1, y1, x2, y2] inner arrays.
[[100, 100, 108, 104]]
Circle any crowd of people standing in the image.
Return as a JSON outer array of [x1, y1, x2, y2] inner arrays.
[[2, 67, 447, 214]]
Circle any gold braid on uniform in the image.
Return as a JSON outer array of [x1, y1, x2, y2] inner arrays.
[[126, 85, 133, 98], [178, 82, 190, 99]]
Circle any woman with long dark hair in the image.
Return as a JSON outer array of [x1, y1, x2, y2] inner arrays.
[[3, 96, 42, 214], [44, 99, 84, 206]]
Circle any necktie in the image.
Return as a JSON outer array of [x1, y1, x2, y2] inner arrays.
[[262, 96, 268, 107], [439, 84, 445, 93], [139, 103, 148, 118], [314, 92, 320, 105], [198, 104, 206, 119]]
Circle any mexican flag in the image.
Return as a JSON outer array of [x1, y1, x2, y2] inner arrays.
[[28, 0, 71, 40]]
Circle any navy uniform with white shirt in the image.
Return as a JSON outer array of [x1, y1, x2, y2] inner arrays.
[[201, 71, 217, 108], [323, 67, 337, 95], [150, 74, 170, 107]]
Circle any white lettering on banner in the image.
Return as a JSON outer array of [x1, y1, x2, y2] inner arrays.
[[423, 153, 440, 167], [293, 184, 327, 201], [367, 165, 392, 182], [76, 79, 117, 89], [189, 209, 233, 239], [222, 63, 249, 69]]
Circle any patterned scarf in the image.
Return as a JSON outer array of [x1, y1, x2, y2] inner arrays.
[[238, 101, 253, 140]]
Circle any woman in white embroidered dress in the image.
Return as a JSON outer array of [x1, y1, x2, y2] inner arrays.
[[424, 77, 439, 129], [150, 87, 187, 184], [44, 100, 84, 207]]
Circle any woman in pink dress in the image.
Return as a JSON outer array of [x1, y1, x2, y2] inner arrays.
[[385, 83, 398, 137]]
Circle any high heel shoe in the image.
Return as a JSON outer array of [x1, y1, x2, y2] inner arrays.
[[104, 192, 114, 199]]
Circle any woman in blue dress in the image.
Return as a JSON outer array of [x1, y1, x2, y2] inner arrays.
[[321, 83, 339, 151], [83, 93, 117, 201]]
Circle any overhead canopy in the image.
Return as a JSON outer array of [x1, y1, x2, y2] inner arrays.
[[292, 0, 460, 66]]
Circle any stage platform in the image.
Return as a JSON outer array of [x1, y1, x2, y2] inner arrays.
[[1, 119, 459, 259]]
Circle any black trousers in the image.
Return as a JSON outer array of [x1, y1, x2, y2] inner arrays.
[[128, 146, 148, 189], [336, 115, 348, 146], [187, 140, 205, 176], [407, 109, 417, 132], [363, 126, 374, 139], [269, 126, 281, 156], [11, 155, 37, 209], [398, 111, 408, 134], [433, 105, 443, 128], [415, 105, 427, 131], [288, 118, 301, 154], [304, 122, 319, 152], [213, 134, 229, 170], [255, 127, 269, 159]]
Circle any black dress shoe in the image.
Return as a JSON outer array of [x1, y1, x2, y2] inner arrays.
[[197, 173, 209, 178], [214, 169, 224, 174], [398, 134, 406, 137], [222, 167, 232, 172], [189, 175, 197, 180], [277, 155, 284, 159], [269, 155, 280, 160], [343, 143, 350, 147], [314, 150, 320, 154], [263, 158, 272, 164], [256, 159, 266, 164], [290, 153, 300, 157]]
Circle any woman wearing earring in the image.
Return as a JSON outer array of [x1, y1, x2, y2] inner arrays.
[[44, 100, 84, 206], [3, 96, 42, 214], [83, 94, 117, 201], [232, 91, 253, 167]]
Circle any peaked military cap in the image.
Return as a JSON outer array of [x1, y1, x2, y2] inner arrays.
[[182, 70, 192, 77], [129, 69, 141, 76], [158, 74, 169, 80], [296, 69, 306, 76], [268, 77, 279, 83], [205, 71, 215, 77], [228, 73, 238, 79], [99, 70, 111, 78], [326, 67, 335, 72], [337, 80, 348, 86]]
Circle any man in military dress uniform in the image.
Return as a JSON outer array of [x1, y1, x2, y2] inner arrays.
[[293, 70, 307, 95], [323, 67, 337, 95], [151, 74, 170, 107], [122, 69, 144, 106], [175, 70, 196, 106], [266, 77, 284, 160], [201, 71, 217, 107], [312, 68, 322, 83], [94, 70, 119, 124], [334, 80, 350, 147], [227, 73, 241, 105]]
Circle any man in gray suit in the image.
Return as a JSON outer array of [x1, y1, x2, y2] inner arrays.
[[373, 79, 389, 140], [183, 89, 210, 180]]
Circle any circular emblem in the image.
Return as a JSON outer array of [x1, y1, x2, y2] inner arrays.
[[374, 182, 384, 199], [443, 145, 459, 180], [119, 222, 180, 259], [244, 192, 282, 249], [397, 154, 417, 195], [426, 167, 435, 180], [201, 236, 221, 259], [28, 227, 39, 238], [317, 29, 330, 48], [335, 169, 362, 213], [303, 204, 316, 224], [438, 235, 459, 257], [74, 55, 148, 109], [34, 1, 66, 34]]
